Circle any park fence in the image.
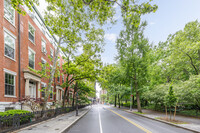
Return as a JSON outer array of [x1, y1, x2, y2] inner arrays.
[[0, 104, 88, 133]]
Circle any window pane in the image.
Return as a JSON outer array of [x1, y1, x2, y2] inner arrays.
[[5, 44, 14, 59], [5, 73, 14, 96], [4, 0, 14, 25], [29, 50, 35, 69], [29, 32, 34, 43], [4, 32, 15, 59]]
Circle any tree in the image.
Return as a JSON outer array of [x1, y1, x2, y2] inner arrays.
[[116, 20, 152, 112], [11, 0, 158, 110], [10, 0, 39, 15], [100, 94, 107, 104], [164, 86, 177, 120]]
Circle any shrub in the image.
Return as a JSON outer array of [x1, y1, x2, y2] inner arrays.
[[0, 110, 34, 124]]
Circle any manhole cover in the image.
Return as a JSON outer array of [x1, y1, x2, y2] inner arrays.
[[28, 128, 32, 130], [55, 128, 59, 130]]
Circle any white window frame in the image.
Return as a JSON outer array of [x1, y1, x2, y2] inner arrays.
[[3, 27, 16, 61], [50, 86, 53, 100], [41, 38, 47, 54], [28, 22, 36, 44], [4, 0, 15, 26], [41, 82, 46, 98], [4, 68, 16, 97], [28, 47, 36, 69], [50, 48, 54, 58]]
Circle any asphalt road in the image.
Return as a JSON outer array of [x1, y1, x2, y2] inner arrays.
[[66, 104, 193, 133]]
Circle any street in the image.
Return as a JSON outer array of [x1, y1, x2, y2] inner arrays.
[[66, 105, 193, 133]]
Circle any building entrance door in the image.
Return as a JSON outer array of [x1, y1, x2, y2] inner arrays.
[[29, 81, 36, 98]]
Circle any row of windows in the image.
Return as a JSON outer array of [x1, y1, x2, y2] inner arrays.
[[3, 1, 54, 61], [4, 70, 55, 99]]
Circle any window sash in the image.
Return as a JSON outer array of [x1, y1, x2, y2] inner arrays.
[[28, 24, 35, 43], [50, 87, 53, 99], [50, 49, 54, 58], [29, 32, 34, 43], [5, 73, 15, 96], [4, 0, 15, 25], [5, 44, 14, 59], [29, 50, 35, 69], [42, 41, 46, 52]]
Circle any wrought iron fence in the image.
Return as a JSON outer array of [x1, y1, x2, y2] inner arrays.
[[0, 105, 88, 133]]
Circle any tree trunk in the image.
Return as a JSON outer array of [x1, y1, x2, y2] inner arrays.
[[132, 96, 134, 109], [42, 38, 61, 111], [118, 94, 120, 108], [62, 85, 69, 107], [114, 95, 117, 107], [173, 105, 177, 120], [135, 76, 142, 113], [72, 83, 78, 107], [136, 91, 142, 113], [170, 106, 172, 120], [130, 80, 133, 111], [165, 106, 168, 120]]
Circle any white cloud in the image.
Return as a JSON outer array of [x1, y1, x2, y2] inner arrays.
[[150, 22, 156, 25], [104, 33, 118, 43]]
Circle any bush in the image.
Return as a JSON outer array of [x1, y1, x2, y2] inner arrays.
[[0, 110, 34, 124]]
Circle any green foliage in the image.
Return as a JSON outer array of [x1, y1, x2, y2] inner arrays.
[[10, 0, 39, 15], [165, 86, 177, 107], [0, 110, 34, 124]]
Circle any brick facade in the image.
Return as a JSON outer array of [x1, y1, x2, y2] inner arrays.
[[0, 1, 68, 111]]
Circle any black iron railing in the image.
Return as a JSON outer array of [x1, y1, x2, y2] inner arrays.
[[0, 105, 88, 133]]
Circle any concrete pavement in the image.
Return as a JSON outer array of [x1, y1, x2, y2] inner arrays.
[[66, 105, 194, 133], [12, 106, 91, 133]]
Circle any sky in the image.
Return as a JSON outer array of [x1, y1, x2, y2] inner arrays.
[[102, 0, 200, 64], [37, 0, 200, 97]]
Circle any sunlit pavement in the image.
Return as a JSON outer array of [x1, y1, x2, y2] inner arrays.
[[66, 104, 193, 133]]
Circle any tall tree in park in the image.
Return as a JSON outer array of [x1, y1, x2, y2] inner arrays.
[[166, 21, 200, 78], [116, 20, 151, 112]]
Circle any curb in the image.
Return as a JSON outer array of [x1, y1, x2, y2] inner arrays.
[[60, 106, 92, 133], [122, 109, 199, 133]]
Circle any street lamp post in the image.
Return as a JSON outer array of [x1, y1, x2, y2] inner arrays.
[[76, 91, 78, 116]]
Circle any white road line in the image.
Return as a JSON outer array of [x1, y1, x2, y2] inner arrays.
[[98, 105, 103, 133]]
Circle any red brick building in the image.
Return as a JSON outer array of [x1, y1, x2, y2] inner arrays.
[[0, 0, 69, 111]]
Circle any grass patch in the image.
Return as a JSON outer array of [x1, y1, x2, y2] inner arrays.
[[157, 117, 188, 124], [132, 111, 145, 115]]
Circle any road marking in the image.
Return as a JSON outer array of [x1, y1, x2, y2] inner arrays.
[[98, 105, 103, 133], [107, 108, 152, 133]]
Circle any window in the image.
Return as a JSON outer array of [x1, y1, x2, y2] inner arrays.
[[29, 48, 35, 69], [62, 75, 64, 83], [5, 73, 15, 96], [57, 75, 60, 83], [50, 86, 53, 99], [41, 39, 46, 54], [28, 23, 35, 43], [50, 48, 54, 58], [4, 31, 15, 59], [41, 83, 46, 98], [41, 58, 46, 71], [57, 58, 60, 67], [4, 0, 15, 25]]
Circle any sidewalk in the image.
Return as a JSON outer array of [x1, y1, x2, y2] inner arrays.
[[12, 106, 91, 133], [118, 106, 200, 132]]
